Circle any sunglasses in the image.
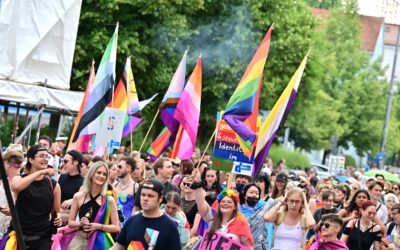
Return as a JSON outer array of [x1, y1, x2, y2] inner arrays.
[[322, 223, 334, 229], [182, 182, 191, 187]]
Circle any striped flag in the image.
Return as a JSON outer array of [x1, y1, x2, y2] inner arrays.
[[254, 53, 309, 173], [147, 51, 187, 158], [71, 24, 118, 142], [171, 55, 202, 160], [68, 61, 96, 151], [222, 26, 273, 145]]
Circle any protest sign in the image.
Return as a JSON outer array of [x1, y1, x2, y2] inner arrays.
[[212, 112, 259, 176], [197, 230, 249, 250], [95, 107, 125, 150]]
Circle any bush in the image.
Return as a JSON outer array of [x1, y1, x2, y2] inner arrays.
[[268, 145, 310, 169]]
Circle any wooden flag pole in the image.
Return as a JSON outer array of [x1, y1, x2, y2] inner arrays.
[[138, 109, 160, 152], [196, 128, 217, 169]]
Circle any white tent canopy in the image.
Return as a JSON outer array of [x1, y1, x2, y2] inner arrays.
[[0, 0, 82, 90], [0, 79, 83, 112]]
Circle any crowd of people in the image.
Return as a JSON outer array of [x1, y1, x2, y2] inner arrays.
[[0, 135, 400, 249]]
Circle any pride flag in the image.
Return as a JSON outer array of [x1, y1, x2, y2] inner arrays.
[[254, 53, 309, 173], [71, 24, 118, 142], [172, 55, 202, 160], [68, 60, 96, 151], [148, 51, 187, 158], [222, 26, 273, 145]]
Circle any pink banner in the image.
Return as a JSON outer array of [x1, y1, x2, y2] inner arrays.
[[197, 230, 249, 250]]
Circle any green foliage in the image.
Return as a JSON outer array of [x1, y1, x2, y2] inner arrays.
[[0, 119, 15, 147], [268, 145, 310, 169], [307, 0, 340, 8], [344, 154, 356, 167]]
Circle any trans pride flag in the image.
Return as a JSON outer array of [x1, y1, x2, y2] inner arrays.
[[222, 26, 273, 146]]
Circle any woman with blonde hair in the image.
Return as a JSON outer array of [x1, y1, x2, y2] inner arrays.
[[264, 187, 315, 249], [63, 162, 120, 249]]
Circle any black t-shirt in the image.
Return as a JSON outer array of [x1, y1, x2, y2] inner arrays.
[[58, 174, 84, 202], [116, 213, 181, 249], [134, 179, 179, 209], [181, 198, 198, 226], [15, 176, 54, 236]]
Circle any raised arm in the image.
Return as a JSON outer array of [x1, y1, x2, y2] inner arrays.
[[302, 192, 316, 228], [193, 187, 212, 221], [11, 168, 53, 193], [264, 195, 285, 222]]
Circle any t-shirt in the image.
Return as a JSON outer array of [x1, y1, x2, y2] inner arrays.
[[58, 174, 84, 202], [116, 213, 181, 249]]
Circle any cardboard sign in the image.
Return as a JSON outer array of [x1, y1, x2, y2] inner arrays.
[[197, 230, 249, 250], [95, 107, 125, 149], [212, 112, 259, 176]]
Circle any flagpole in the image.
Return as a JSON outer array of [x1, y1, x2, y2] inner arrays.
[[139, 109, 160, 152], [130, 117, 133, 150], [170, 125, 183, 159], [196, 127, 217, 169]]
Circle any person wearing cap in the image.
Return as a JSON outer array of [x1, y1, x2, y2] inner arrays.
[[112, 179, 181, 250], [271, 173, 288, 200], [58, 150, 85, 225], [10, 144, 62, 249], [0, 150, 24, 240]]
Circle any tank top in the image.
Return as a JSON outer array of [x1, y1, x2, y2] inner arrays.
[[273, 221, 304, 250], [15, 176, 54, 236], [78, 193, 101, 222]]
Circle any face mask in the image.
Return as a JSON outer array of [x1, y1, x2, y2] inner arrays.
[[235, 183, 245, 193], [246, 197, 260, 207]]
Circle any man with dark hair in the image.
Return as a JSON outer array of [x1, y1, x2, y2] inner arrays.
[[309, 214, 349, 249], [313, 190, 338, 226], [333, 184, 347, 210], [112, 179, 181, 250], [234, 174, 252, 193], [375, 173, 385, 182], [59, 150, 84, 225], [133, 158, 179, 212], [38, 135, 52, 149], [115, 157, 139, 221]]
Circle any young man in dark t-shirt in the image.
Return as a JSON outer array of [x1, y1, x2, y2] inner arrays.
[[112, 179, 180, 250], [58, 150, 84, 224]]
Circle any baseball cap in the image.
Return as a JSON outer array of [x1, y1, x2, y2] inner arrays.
[[276, 173, 288, 183], [142, 179, 164, 195]]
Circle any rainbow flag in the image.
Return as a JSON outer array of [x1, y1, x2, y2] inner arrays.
[[172, 55, 202, 160], [148, 51, 187, 158], [68, 61, 96, 151], [71, 24, 118, 142], [87, 196, 115, 249], [147, 127, 172, 160], [254, 53, 309, 174], [222, 26, 273, 145]]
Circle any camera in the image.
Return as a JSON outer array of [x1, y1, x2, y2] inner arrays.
[[190, 180, 206, 190]]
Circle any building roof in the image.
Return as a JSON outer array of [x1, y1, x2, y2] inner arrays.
[[360, 15, 384, 52], [384, 23, 399, 46]]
